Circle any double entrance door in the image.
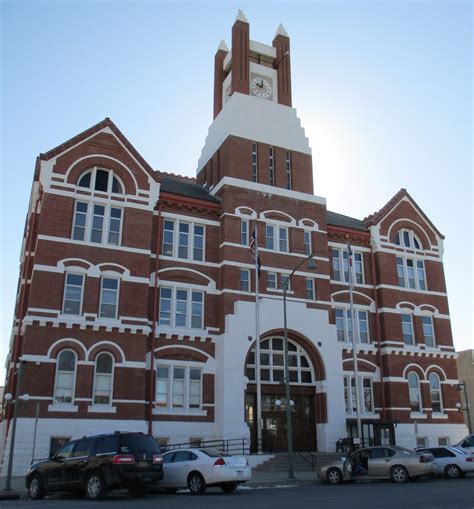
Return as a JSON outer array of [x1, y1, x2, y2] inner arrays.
[[246, 389, 317, 452]]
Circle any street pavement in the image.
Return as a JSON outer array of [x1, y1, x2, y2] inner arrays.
[[0, 473, 473, 508]]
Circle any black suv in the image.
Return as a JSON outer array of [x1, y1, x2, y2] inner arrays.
[[26, 432, 163, 500]]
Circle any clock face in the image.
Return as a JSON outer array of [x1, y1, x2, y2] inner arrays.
[[250, 77, 272, 100]]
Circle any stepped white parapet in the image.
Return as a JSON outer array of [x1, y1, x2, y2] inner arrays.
[[197, 93, 311, 173]]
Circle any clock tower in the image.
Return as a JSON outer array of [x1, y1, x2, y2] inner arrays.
[[197, 11, 313, 195]]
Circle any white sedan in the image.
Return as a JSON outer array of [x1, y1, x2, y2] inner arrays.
[[160, 448, 251, 494], [416, 446, 474, 478]]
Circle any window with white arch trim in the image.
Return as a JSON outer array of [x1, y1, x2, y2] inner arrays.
[[395, 229, 422, 250], [246, 337, 314, 384], [429, 373, 443, 413], [77, 167, 124, 195], [407, 371, 422, 412], [93, 352, 114, 405], [53, 350, 77, 404]]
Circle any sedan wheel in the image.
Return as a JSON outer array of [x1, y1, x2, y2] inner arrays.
[[390, 465, 409, 483], [187, 472, 206, 495], [445, 464, 462, 479], [327, 468, 343, 485]]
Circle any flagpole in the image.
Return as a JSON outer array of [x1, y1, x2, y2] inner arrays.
[[348, 242, 362, 446], [254, 227, 263, 454]]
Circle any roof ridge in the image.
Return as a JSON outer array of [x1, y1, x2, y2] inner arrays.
[[159, 171, 197, 183]]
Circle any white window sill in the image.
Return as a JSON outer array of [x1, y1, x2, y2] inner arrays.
[[48, 404, 78, 413], [410, 412, 427, 419], [431, 412, 448, 419], [87, 405, 117, 414], [153, 408, 207, 417]]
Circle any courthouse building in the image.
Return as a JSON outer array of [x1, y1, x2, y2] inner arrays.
[[2, 13, 468, 473]]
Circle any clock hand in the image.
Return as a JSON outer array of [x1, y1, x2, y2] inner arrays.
[[257, 79, 263, 88]]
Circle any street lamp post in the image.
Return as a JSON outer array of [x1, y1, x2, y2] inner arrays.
[[456, 382, 472, 434], [282, 253, 316, 480]]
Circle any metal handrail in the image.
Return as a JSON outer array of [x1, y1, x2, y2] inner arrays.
[[162, 438, 251, 455]]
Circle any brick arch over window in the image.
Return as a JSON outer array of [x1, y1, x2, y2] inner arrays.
[[402, 363, 425, 380], [156, 347, 209, 363], [387, 220, 431, 250], [88, 343, 124, 363], [249, 328, 326, 382], [49, 339, 87, 361], [425, 365, 447, 381], [66, 156, 138, 195]]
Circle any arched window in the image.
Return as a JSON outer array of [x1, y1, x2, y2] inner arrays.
[[93, 352, 114, 405], [429, 373, 442, 412], [78, 168, 124, 194], [54, 350, 77, 404], [395, 229, 422, 250], [246, 337, 314, 385], [407, 372, 422, 412]]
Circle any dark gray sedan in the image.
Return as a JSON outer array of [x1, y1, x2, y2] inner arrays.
[[317, 446, 435, 484]]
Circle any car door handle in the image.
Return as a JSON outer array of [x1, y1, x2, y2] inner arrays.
[[384, 459, 390, 462]]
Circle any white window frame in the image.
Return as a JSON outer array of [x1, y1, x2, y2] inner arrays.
[[241, 219, 249, 246], [429, 373, 443, 413], [99, 276, 120, 319], [158, 286, 205, 330], [77, 167, 125, 195], [335, 307, 370, 344], [62, 272, 85, 315], [396, 256, 427, 290], [92, 352, 114, 406], [306, 278, 315, 300], [155, 363, 203, 412], [269, 147, 275, 186], [252, 143, 258, 183], [240, 269, 251, 292], [304, 230, 312, 256], [407, 371, 422, 413], [401, 313, 414, 345], [53, 350, 77, 405], [331, 247, 364, 284], [395, 229, 422, 250], [161, 219, 206, 262], [265, 224, 289, 253], [285, 151, 292, 190], [422, 315, 436, 347], [267, 272, 277, 290], [344, 375, 374, 415], [72, 200, 123, 247]]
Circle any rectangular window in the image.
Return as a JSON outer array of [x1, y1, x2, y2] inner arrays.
[[108, 207, 122, 245], [266, 225, 275, 250], [191, 292, 204, 329], [343, 377, 350, 413], [269, 147, 275, 186], [417, 260, 426, 290], [240, 269, 250, 292], [156, 365, 202, 411], [163, 220, 174, 256], [335, 308, 369, 343], [422, 316, 435, 347], [336, 309, 345, 342], [241, 219, 249, 246], [407, 259, 416, 288], [396, 257, 405, 287], [175, 290, 188, 327], [363, 378, 373, 412], [267, 272, 277, 290], [99, 278, 119, 318], [281, 275, 291, 292], [91, 204, 105, 243], [73, 202, 88, 241], [159, 288, 205, 329], [159, 288, 172, 325], [344, 376, 373, 414], [397, 257, 427, 290], [332, 248, 364, 284], [304, 231, 312, 256], [401, 314, 414, 345], [193, 225, 204, 261], [285, 151, 292, 190], [279, 228, 288, 252], [63, 273, 84, 315], [252, 143, 258, 183], [306, 278, 315, 300], [358, 311, 369, 343], [178, 222, 189, 259]]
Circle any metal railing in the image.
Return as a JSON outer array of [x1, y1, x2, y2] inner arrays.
[[162, 438, 251, 455]]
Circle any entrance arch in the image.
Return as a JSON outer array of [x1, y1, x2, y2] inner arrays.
[[244, 330, 326, 452]]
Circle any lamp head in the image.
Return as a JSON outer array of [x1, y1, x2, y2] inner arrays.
[[307, 258, 317, 270], [456, 402, 462, 409], [4, 393, 12, 401]]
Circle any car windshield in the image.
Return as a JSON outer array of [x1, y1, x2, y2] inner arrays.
[[391, 446, 414, 455], [450, 447, 465, 455], [120, 434, 161, 454], [199, 448, 230, 457]]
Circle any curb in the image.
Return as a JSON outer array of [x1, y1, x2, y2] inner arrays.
[[0, 491, 21, 501]]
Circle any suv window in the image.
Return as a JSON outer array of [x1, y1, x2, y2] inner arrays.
[[95, 435, 119, 455], [72, 438, 91, 458], [120, 434, 161, 455], [56, 441, 76, 460]]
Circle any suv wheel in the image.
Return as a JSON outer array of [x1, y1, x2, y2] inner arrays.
[[29, 474, 45, 500], [187, 472, 206, 495], [445, 464, 462, 479], [86, 472, 108, 500]]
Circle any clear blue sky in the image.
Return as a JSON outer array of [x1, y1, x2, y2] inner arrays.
[[1, 0, 472, 381]]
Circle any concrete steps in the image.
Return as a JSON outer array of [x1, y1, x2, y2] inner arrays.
[[253, 452, 343, 472]]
